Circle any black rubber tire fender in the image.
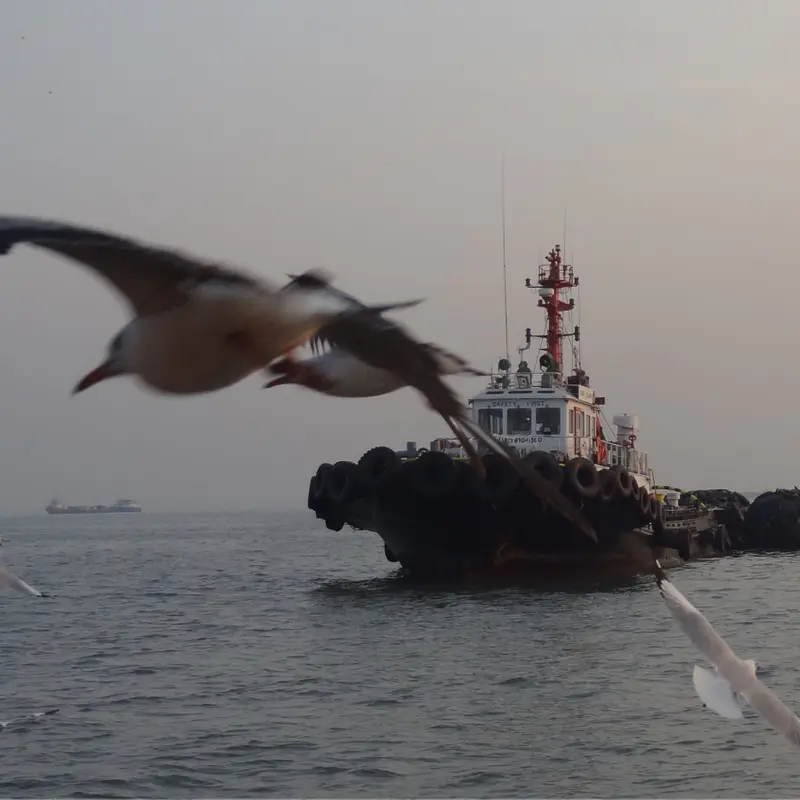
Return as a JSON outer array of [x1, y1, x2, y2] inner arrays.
[[651, 508, 666, 539], [520, 450, 563, 492], [313, 463, 333, 502], [564, 457, 601, 501], [307, 475, 320, 511], [384, 543, 399, 563], [357, 446, 402, 491], [406, 450, 460, 499], [597, 468, 619, 504], [637, 486, 651, 517], [469, 453, 519, 504], [677, 531, 692, 561], [609, 464, 633, 499], [325, 461, 361, 505], [324, 513, 345, 532]]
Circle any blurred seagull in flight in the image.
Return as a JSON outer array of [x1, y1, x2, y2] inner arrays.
[[0, 217, 422, 397]]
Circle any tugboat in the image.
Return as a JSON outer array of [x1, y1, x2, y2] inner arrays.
[[306, 245, 721, 578]]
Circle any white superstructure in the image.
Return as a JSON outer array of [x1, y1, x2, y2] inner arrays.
[[426, 244, 655, 491]]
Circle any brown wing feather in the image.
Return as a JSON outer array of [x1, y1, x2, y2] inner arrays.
[[0, 216, 266, 316], [320, 310, 596, 541]]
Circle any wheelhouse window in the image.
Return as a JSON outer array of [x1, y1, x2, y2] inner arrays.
[[478, 408, 503, 435], [507, 408, 532, 435], [536, 406, 561, 435]]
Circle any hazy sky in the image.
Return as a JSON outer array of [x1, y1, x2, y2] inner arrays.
[[1, 0, 798, 514]]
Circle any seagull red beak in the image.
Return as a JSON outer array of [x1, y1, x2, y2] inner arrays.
[[263, 374, 293, 389], [72, 360, 122, 394], [262, 357, 296, 389]]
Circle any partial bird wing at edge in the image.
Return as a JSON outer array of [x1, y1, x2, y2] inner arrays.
[[738, 676, 800, 748], [0, 216, 268, 317], [0, 566, 43, 597]]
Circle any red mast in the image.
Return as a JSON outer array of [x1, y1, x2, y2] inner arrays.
[[536, 245, 577, 376]]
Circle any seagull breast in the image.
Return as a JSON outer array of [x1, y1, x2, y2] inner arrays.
[[129, 285, 328, 394]]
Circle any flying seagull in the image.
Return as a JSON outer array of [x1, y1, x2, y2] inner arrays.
[[0, 217, 594, 541], [264, 342, 487, 397], [654, 559, 800, 749], [0, 565, 47, 598], [0, 217, 422, 396]]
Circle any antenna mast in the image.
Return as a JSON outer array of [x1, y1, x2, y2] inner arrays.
[[501, 153, 510, 364], [535, 245, 577, 379]]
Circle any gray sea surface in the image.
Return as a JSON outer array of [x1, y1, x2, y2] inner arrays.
[[1, 509, 799, 797]]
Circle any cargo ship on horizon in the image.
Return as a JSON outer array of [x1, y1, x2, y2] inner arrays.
[[45, 498, 142, 515]]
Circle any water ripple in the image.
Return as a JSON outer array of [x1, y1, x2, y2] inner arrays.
[[1, 511, 800, 796]]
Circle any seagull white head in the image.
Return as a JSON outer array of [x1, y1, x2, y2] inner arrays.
[[72, 328, 131, 394]]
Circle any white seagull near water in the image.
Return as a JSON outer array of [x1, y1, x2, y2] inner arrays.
[[0, 216, 595, 541], [654, 560, 800, 749]]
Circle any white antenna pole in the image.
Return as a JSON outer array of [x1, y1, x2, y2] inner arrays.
[[501, 153, 510, 364]]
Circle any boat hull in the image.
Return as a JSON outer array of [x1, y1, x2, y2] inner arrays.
[[308, 449, 735, 580]]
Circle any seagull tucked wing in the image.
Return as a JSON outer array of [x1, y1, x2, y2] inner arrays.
[[0, 216, 267, 316], [0, 566, 43, 597], [318, 309, 596, 541], [654, 563, 738, 668], [317, 308, 482, 416], [739, 677, 800, 749]]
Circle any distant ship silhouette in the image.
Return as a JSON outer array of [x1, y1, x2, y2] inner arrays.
[[45, 498, 142, 515]]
